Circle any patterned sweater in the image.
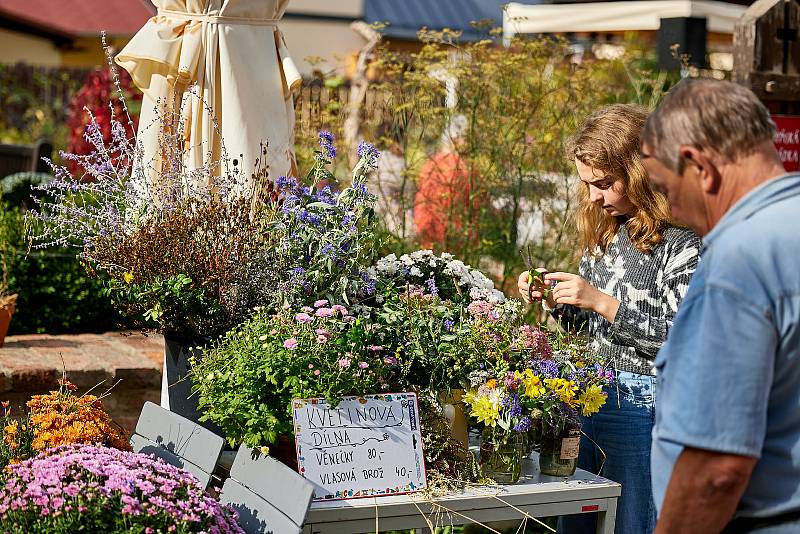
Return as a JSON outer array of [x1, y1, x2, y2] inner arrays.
[[551, 223, 701, 376]]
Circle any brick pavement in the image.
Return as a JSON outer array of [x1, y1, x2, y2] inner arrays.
[[0, 332, 164, 433]]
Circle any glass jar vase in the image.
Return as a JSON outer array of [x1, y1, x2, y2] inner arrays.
[[479, 432, 526, 484], [538, 425, 581, 477]]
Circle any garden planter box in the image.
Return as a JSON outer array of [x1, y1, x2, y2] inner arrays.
[[162, 336, 222, 435]]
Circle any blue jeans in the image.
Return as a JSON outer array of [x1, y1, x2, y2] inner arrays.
[[558, 371, 657, 534]]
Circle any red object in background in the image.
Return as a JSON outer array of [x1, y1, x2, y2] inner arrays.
[[0, 0, 153, 38], [66, 67, 141, 176], [772, 115, 800, 172], [415, 152, 471, 249], [414, 152, 483, 251]]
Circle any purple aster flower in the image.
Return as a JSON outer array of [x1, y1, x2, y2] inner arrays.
[[295, 312, 313, 323], [0, 444, 243, 532], [501, 392, 523, 418], [513, 416, 532, 432]]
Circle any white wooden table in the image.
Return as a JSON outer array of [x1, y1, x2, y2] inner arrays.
[[304, 453, 621, 534]]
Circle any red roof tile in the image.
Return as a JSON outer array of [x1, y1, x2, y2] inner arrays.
[[0, 0, 154, 37]]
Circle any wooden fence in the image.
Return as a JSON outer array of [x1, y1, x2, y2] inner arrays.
[[0, 63, 90, 130], [0, 62, 391, 140]]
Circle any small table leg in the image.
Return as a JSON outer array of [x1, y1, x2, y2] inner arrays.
[[596, 498, 618, 534]]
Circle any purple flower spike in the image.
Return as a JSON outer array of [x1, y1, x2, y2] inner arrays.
[[318, 131, 337, 159]]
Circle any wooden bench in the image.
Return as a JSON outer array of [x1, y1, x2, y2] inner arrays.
[[131, 402, 315, 534], [220, 445, 315, 534], [0, 139, 52, 179], [130, 401, 224, 489]]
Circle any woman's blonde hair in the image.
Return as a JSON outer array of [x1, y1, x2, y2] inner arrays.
[[566, 104, 675, 255]]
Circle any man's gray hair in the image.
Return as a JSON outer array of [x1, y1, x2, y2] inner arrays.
[[642, 78, 776, 173]]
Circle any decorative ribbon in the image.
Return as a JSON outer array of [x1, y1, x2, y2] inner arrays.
[[118, 7, 301, 100]]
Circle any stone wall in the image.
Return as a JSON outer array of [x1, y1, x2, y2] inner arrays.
[[0, 332, 163, 433]]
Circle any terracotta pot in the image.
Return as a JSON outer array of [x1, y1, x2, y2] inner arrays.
[[0, 302, 15, 348], [272, 434, 299, 471]]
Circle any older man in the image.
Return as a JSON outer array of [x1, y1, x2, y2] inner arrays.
[[642, 78, 800, 533]]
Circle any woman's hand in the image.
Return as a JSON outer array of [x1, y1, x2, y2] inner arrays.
[[517, 268, 556, 308], [544, 272, 620, 323]]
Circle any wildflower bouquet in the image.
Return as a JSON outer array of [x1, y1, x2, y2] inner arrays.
[[0, 379, 130, 471], [537, 334, 616, 429], [190, 300, 400, 448], [0, 443, 243, 534], [463, 329, 614, 447]]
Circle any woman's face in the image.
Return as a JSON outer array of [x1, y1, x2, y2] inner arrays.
[[575, 158, 634, 217]]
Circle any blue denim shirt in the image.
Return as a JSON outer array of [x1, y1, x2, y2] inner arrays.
[[652, 173, 800, 518]]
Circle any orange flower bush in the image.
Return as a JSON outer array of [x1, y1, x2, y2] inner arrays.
[[1, 379, 130, 470]]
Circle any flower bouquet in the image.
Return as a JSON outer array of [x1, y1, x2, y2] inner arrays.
[[462, 327, 614, 481]]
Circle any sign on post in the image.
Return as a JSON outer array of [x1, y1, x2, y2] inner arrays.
[[773, 115, 800, 172], [292, 393, 427, 501]]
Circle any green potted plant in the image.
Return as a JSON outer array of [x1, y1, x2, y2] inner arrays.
[[27, 102, 381, 427]]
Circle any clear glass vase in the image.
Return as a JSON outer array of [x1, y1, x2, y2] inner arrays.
[[523, 423, 541, 458], [539, 425, 581, 477], [479, 432, 526, 484]]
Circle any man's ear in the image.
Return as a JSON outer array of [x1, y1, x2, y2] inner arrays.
[[678, 145, 721, 194]]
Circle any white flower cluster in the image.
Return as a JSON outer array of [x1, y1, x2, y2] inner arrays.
[[375, 249, 506, 303]]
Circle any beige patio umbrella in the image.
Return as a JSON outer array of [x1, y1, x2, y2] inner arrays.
[[115, 0, 301, 420], [116, 0, 301, 198]]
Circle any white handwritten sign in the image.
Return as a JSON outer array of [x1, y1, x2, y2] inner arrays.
[[292, 393, 427, 500]]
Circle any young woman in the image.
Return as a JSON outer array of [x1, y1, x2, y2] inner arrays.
[[518, 104, 701, 534]]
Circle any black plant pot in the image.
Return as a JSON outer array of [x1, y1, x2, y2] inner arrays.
[[163, 336, 223, 435]]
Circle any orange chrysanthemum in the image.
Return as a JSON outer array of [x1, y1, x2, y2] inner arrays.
[[26, 385, 131, 452]]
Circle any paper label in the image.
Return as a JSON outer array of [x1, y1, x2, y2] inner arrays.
[[560, 436, 580, 460]]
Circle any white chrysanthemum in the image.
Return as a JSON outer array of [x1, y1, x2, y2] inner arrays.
[[410, 249, 433, 261], [376, 254, 398, 275], [489, 289, 506, 303], [410, 267, 424, 277]]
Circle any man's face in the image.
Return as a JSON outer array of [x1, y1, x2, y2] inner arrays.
[[642, 144, 709, 235]]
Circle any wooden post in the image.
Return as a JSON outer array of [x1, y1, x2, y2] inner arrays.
[[734, 0, 800, 170], [344, 21, 382, 168]]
